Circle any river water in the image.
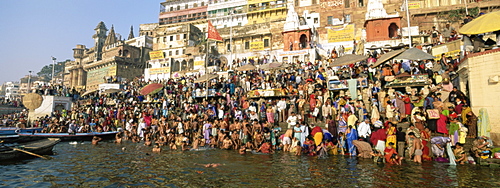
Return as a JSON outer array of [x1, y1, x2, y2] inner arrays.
[[1, 141, 499, 187]]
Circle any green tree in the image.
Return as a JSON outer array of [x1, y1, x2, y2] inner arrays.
[[36, 60, 68, 82]]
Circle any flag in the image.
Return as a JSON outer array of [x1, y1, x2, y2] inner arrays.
[[207, 20, 222, 41]]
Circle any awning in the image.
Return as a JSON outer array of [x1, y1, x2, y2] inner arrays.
[[373, 49, 406, 67], [329, 54, 368, 67]]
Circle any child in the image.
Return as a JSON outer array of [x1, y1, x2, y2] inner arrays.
[[384, 142, 403, 165], [338, 132, 346, 155]]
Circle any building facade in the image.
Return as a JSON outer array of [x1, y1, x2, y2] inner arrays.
[[208, 0, 248, 29], [65, 22, 152, 91]]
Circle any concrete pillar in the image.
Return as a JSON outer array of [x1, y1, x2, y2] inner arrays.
[[78, 68, 84, 86]]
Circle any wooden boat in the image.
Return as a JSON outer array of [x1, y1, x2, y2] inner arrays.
[[0, 134, 42, 143], [0, 138, 60, 161], [0, 127, 43, 135], [18, 131, 119, 141]]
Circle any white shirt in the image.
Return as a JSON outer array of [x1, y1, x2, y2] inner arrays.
[[287, 115, 298, 128], [277, 100, 287, 111], [357, 121, 372, 138]]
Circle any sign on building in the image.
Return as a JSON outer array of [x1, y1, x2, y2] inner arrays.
[[327, 24, 355, 43], [250, 41, 264, 51], [408, 2, 421, 9], [149, 51, 165, 60]]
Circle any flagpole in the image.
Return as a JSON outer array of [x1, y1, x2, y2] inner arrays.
[[405, 0, 412, 48], [205, 38, 210, 100]]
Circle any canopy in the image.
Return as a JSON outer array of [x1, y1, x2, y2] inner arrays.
[[193, 74, 219, 83], [459, 11, 500, 35], [102, 88, 121, 94], [329, 54, 368, 67], [140, 83, 163, 95], [373, 49, 406, 67], [235, 64, 257, 71], [393, 47, 435, 61], [81, 90, 98, 97]]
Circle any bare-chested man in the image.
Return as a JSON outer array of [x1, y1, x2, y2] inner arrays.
[[410, 132, 423, 164], [221, 136, 233, 149], [92, 136, 102, 145]]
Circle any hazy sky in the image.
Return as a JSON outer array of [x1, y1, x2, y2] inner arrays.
[[0, 0, 162, 84]]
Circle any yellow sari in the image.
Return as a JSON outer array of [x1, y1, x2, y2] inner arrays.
[[386, 126, 397, 148]]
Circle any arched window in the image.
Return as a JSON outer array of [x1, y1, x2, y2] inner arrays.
[[123, 50, 129, 57], [299, 34, 308, 49], [388, 23, 399, 39], [172, 61, 180, 72]]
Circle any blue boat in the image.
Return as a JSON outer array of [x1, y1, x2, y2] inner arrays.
[[18, 131, 119, 141], [0, 127, 44, 136]]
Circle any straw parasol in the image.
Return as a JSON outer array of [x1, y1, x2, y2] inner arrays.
[[193, 74, 219, 83], [81, 89, 98, 97], [235, 64, 257, 71], [373, 49, 406, 67], [459, 11, 500, 35], [393, 48, 435, 61], [102, 88, 121, 94], [329, 54, 368, 67]]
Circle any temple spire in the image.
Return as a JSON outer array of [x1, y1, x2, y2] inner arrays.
[[128, 25, 135, 40], [104, 25, 117, 46]]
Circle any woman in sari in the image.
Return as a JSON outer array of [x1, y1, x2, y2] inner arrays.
[[346, 125, 358, 156], [463, 106, 478, 138], [385, 122, 397, 149], [420, 127, 432, 161]]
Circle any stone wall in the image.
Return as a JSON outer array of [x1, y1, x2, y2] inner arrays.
[[463, 49, 500, 145]]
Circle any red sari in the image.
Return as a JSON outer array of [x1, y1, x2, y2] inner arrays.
[[420, 130, 432, 161]]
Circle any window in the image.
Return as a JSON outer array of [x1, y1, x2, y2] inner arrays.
[[264, 39, 269, 47], [163, 37, 166, 42], [245, 41, 250, 49], [201, 2, 204, 6], [169, 51, 172, 56], [170, 36, 174, 41], [185, 4, 188, 9], [177, 5, 180, 10], [183, 34, 187, 39], [327, 16, 333, 25], [176, 35, 180, 40], [175, 50, 179, 55], [344, 0, 350, 8], [358, 0, 364, 7], [345, 14, 351, 23], [194, 3, 197, 7]]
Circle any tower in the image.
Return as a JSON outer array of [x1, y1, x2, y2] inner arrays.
[[128, 25, 135, 40], [104, 25, 118, 46], [93, 21, 108, 61]]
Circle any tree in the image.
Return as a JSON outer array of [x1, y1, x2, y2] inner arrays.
[[36, 60, 68, 82]]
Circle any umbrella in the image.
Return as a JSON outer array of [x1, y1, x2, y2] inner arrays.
[[102, 88, 121, 94], [393, 48, 435, 61], [373, 49, 406, 67], [235, 64, 257, 71], [329, 54, 368, 67], [140, 83, 164, 95], [193, 74, 219, 83], [459, 11, 500, 34], [81, 90, 98, 97]]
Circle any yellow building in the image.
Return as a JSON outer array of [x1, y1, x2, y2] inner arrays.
[[247, 0, 287, 24]]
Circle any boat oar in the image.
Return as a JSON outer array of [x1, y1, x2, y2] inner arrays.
[[1, 140, 52, 160], [12, 148, 52, 160]]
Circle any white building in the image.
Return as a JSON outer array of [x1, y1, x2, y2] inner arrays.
[[4, 82, 20, 100], [208, 0, 248, 29]]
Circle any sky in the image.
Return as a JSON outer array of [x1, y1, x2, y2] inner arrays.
[[0, 0, 163, 84]]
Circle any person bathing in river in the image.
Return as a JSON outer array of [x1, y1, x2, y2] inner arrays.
[[92, 136, 102, 145]]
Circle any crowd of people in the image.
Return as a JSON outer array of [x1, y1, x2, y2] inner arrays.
[[2, 13, 499, 165], [1, 44, 495, 165]]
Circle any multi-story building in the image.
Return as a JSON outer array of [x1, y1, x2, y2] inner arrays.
[[159, 0, 209, 26], [247, 0, 288, 24], [65, 22, 152, 90], [208, 0, 248, 29], [4, 82, 20, 100]]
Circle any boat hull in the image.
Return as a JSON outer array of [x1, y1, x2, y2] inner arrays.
[[18, 131, 119, 141], [0, 138, 60, 161], [0, 127, 43, 135]]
